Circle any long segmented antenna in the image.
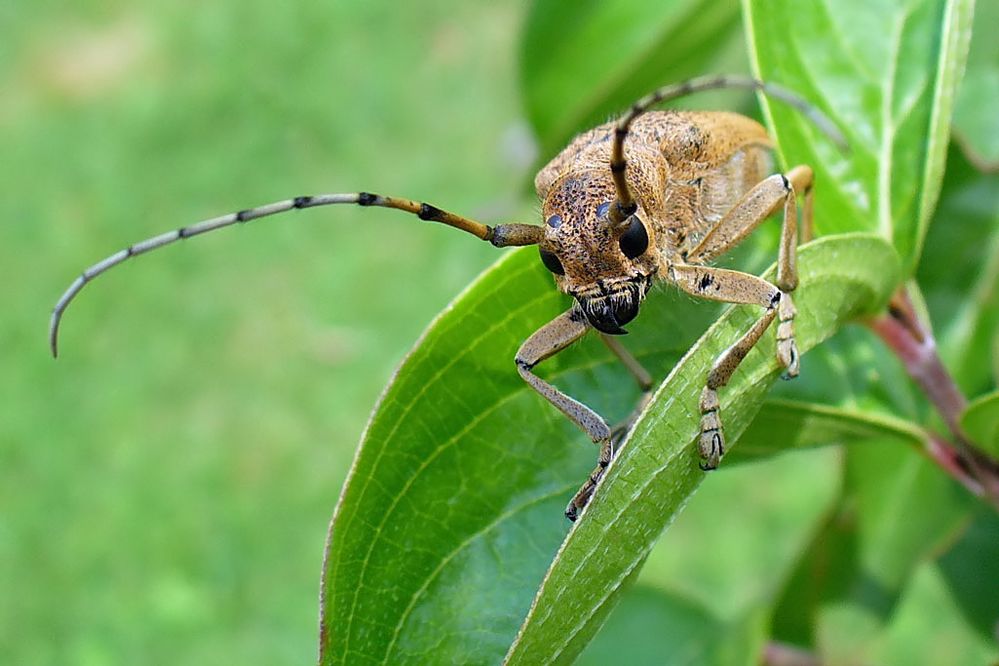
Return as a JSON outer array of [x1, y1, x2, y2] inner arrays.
[[608, 74, 848, 224], [50, 192, 543, 357]]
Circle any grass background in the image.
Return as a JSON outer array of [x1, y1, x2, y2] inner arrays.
[[1, 2, 534, 663]]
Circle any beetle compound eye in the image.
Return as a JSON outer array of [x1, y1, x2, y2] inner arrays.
[[539, 248, 565, 275], [618, 215, 649, 258]]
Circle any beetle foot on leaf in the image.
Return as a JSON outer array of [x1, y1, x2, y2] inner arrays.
[[565, 437, 616, 522], [698, 386, 724, 470], [777, 293, 799, 379]]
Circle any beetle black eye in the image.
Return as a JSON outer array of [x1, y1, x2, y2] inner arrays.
[[539, 248, 565, 275], [619, 215, 649, 258]]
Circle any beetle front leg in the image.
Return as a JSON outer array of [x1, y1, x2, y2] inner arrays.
[[698, 308, 777, 468], [600, 334, 654, 449], [515, 308, 615, 521], [669, 263, 793, 469], [685, 166, 814, 379]]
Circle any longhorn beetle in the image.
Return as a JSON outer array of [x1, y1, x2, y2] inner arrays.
[[51, 75, 845, 522]]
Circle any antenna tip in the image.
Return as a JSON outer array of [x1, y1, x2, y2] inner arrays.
[[49, 315, 61, 359]]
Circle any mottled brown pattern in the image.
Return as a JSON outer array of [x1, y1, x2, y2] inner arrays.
[[526, 108, 811, 518], [535, 111, 772, 302]]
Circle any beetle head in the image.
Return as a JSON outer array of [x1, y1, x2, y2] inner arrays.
[[538, 171, 659, 334]]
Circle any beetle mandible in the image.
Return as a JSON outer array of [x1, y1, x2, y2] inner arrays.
[[50, 75, 845, 521]]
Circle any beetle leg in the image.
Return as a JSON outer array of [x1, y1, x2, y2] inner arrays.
[[600, 334, 653, 446], [684, 165, 813, 377], [515, 309, 617, 521], [668, 263, 795, 469], [686, 165, 813, 269], [697, 309, 777, 468], [516, 309, 609, 442]]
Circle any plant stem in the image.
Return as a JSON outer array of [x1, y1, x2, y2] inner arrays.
[[868, 287, 999, 508], [762, 641, 821, 666]]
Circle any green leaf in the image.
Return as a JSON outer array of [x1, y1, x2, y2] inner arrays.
[[961, 390, 999, 458], [638, 447, 841, 619], [577, 585, 767, 666], [918, 147, 999, 395], [744, 0, 975, 275], [769, 496, 861, 649], [520, 0, 745, 160], [766, 323, 925, 422], [877, 563, 999, 665], [769, 440, 974, 658], [938, 509, 999, 640], [731, 398, 927, 462], [505, 234, 900, 665], [953, 0, 999, 171], [319, 234, 897, 664], [318, 247, 719, 665], [844, 441, 973, 596]]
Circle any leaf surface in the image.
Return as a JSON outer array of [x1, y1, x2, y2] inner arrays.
[[953, 0, 999, 171], [961, 390, 999, 458], [319, 235, 898, 664], [576, 585, 767, 666], [318, 247, 717, 665], [744, 0, 975, 275], [732, 398, 927, 462], [521, 0, 745, 161], [918, 148, 999, 395], [878, 563, 999, 665]]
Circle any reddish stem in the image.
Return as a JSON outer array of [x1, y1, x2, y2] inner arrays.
[[868, 291, 966, 433], [867, 288, 999, 508], [762, 642, 821, 666]]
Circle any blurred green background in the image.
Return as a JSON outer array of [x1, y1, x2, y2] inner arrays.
[[2, 2, 529, 663]]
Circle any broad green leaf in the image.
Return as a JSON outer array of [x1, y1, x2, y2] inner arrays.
[[767, 324, 925, 421], [994, 332, 999, 385], [320, 235, 897, 664], [521, 0, 745, 160], [731, 398, 927, 462], [953, 0, 999, 171], [316, 225, 790, 664], [744, 0, 975, 275], [844, 441, 973, 597], [961, 390, 999, 458], [878, 563, 999, 665], [770, 497, 861, 649], [918, 147, 999, 395], [638, 447, 841, 621], [577, 585, 767, 666], [770, 440, 974, 659], [938, 509, 999, 640], [505, 234, 900, 665], [318, 247, 722, 665], [816, 602, 888, 665]]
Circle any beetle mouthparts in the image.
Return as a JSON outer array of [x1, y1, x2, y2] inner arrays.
[[578, 284, 641, 335], [585, 310, 629, 335]]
